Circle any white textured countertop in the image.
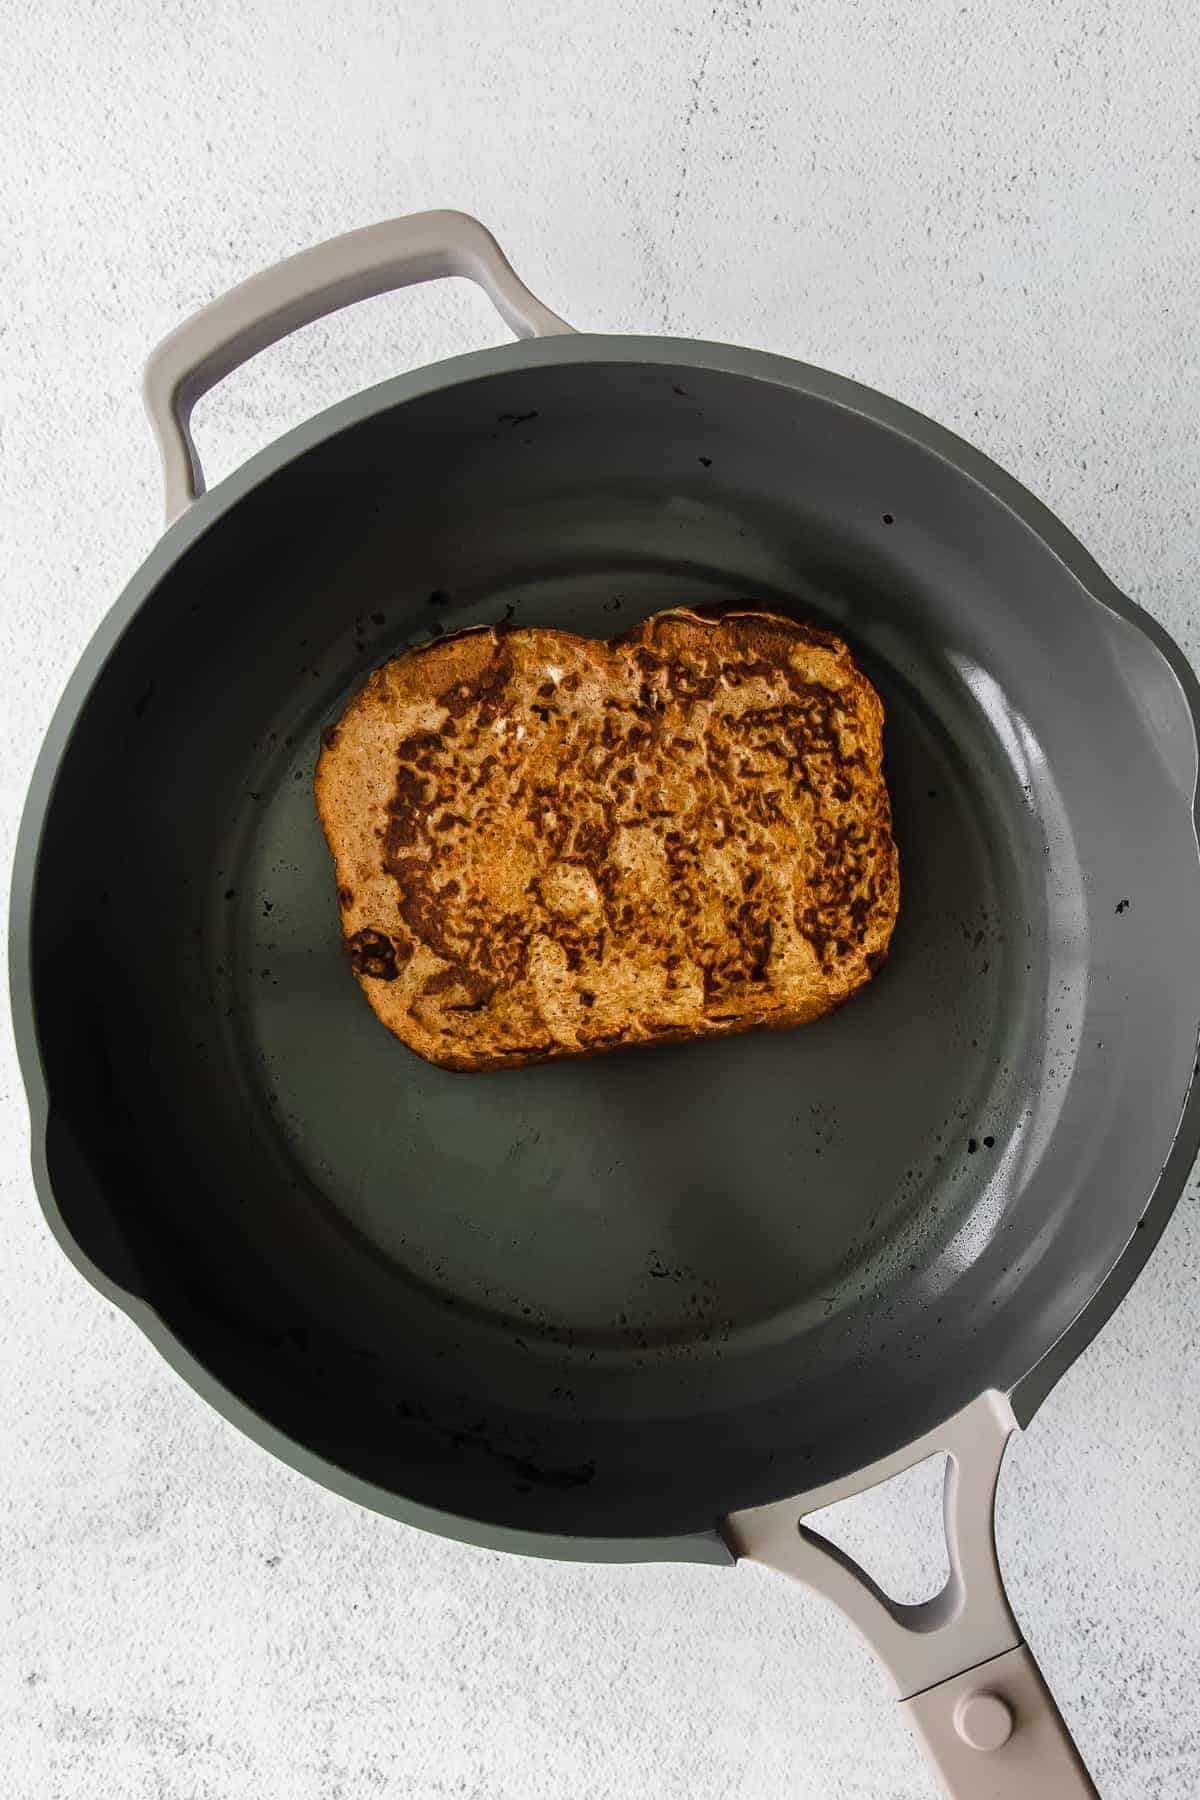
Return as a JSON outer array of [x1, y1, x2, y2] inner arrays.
[[3, 4, 1199, 1796]]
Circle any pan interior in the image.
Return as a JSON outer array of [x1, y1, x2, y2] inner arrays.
[[31, 352, 1199, 1539], [243, 586, 1025, 1360]]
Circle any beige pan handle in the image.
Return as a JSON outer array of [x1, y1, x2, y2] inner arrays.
[[143, 210, 575, 525], [726, 1392, 1099, 1798]]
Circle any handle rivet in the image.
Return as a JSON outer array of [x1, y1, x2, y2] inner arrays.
[[954, 1689, 1014, 1752]]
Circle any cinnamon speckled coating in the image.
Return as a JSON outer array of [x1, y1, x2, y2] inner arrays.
[[316, 607, 899, 1070]]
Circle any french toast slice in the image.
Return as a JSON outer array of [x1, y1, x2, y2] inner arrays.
[[316, 607, 899, 1071]]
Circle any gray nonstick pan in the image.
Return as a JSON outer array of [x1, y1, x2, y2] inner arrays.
[[11, 212, 1200, 1796]]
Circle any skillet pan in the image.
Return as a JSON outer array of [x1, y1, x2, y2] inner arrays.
[[11, 212, 1200, 1796]]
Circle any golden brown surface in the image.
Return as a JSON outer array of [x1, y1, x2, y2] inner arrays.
[[315, 607, 899, 1071]]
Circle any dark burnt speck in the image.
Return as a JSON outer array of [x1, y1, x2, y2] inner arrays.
[[346, 927, 410, 981]]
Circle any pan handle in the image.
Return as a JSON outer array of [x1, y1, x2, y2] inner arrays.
[[143, 210, 575, 525], [725, 1392, 1099, 1798]]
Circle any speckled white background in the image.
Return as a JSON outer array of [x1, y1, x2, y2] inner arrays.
[[2, 3, 1199, 1796]]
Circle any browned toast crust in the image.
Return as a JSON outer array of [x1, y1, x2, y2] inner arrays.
[[315, 607, 899, 1071]]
